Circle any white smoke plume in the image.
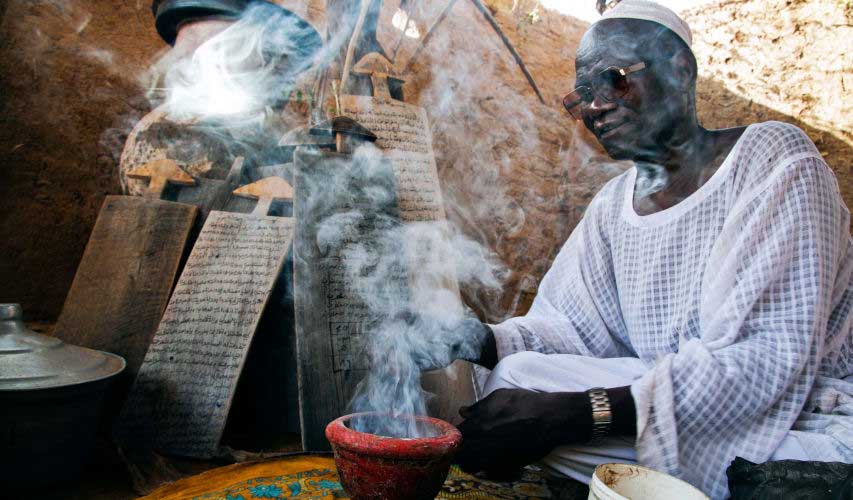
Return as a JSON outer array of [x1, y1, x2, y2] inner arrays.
[[304, 145, 506, 438], [149, 3, 319, 120]]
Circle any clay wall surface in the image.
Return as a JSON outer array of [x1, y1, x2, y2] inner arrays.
[[0, 1, 164, 319], [1, 0, 850, 321], [686, 0, 852, 209], [383, 0, 615, 318]]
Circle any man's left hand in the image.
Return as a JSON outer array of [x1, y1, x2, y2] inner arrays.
[[455, 388, 592, 477]]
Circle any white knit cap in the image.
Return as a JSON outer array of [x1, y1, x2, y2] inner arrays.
[[597, 0, 693, 48]]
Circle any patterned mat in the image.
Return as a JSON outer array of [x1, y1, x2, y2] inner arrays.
[[145, 454, 583, 499]]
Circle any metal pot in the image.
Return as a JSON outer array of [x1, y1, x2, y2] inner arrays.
[[0, 303, 125, 487]]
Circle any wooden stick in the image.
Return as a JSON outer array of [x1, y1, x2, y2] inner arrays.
[[467, 0, 545, 104], [403, 0, 459, 74], [340, 0, 371, 96], [311, 68, 329, 125]]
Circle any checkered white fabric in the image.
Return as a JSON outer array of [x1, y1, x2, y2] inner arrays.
[[491, 121, 853, 499]]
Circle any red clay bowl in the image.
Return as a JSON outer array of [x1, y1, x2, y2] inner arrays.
[[325, 412, 462, 500]]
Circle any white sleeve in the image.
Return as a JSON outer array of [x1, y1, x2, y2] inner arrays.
[[632, 155, 851, 499], [490, 190, 632, 360]]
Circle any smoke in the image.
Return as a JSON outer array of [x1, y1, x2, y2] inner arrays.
[[396, 0, 604, 323], [26, 0, 607, 440], [303, 145, 505, 439], [322, 2, 609, 437], [149, 3, 319, 120]]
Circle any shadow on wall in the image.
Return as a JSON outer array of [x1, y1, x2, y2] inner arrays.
[[0, 0, 163, 320]]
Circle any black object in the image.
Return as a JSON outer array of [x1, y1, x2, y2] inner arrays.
[[151, 0, 323, 74], [0, 304, 125, 489], [152, 0, 247, 45], [727, 457, 853, 500], [309, 116, 378, 143]]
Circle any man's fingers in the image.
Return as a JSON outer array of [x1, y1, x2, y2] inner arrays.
[[455, 438, 494, 473], [456, 418, 478, 435], [459, 398, 485, 419]]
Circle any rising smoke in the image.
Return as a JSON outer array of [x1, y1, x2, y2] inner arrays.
[[152, 3, 320, 119], [297, 143, 505, 438], [152, 1, 596, 439], [25, 0, 606, 439]]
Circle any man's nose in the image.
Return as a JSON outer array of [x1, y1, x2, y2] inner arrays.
[[585, 94, 616, 118]]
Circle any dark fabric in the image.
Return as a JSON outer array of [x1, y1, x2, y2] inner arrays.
[[152, 0, 248, 44], [727, 457, 853, 500]]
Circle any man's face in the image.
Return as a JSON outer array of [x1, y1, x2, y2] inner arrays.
[[573, 22, 685, 162]]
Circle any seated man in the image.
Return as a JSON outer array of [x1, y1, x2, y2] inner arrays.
[[451, 1, 852, 498]]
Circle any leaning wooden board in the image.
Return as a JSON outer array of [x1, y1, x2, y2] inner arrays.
[[115, 178, 295, 458], [340, 75, 477, 424], [54, 160, 198, 387], [293, 148, 409, 451]]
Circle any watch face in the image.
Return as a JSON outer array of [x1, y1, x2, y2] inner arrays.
[[592, 410, 612, 424]]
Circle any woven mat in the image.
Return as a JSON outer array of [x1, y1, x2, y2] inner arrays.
[[143, 454, 584, 499]]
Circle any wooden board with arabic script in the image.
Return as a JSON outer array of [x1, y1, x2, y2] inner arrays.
[[340, 95, 477, 424], [115, 211, 294, 458], [293, 148, 409, 451], [340, 95, 446, 222]]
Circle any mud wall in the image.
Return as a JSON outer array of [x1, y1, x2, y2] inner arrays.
[[686, 0, 852, 209], [0, 1, 163, 319]]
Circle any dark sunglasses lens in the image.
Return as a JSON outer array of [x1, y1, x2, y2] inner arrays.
[[563, 88, 590, 119], [601, 68, 630, 98]]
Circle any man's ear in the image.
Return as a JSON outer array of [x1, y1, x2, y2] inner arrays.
[[669, 48, 697, 91]]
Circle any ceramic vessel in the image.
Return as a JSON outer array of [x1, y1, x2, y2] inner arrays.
[[589, 463, 709, 500], [325, 412, 462, 500]]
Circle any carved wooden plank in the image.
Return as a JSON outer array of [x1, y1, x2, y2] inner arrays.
[[340, 94, 447, 222], [293, 148, 408, 451], [54, 196, 197, 390], [173, 157, 244, 224], [340, 92, 477, 423], [115, 210, 295, 458], [128, 158, 195, 199], [233, 176, 295, 216]]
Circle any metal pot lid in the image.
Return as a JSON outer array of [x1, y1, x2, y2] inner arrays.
[[0, 304, 125, 391]]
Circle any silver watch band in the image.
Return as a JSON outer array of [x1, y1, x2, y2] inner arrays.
[[587, 387, 612, 441]]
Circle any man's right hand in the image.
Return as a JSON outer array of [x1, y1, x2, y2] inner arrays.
[[404, 316, 497, 372], [471, 324, 498, 369]]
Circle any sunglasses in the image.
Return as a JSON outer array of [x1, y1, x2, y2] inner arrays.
[[562, 62, 646, 120]]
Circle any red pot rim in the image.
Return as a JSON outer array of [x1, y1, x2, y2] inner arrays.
[[325, 412, 462, 461]]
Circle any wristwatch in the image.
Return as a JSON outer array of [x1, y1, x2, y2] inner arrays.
[[586, 388, 612, 441]]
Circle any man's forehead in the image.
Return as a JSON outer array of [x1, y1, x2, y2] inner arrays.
[[576, 23, 644, 70], [575, 19, 663, 71]]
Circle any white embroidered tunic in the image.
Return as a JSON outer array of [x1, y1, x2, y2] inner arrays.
[[491, 121, 853, 498]]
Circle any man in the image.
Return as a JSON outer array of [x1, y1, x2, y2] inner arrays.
[[450, 1, 852, 498]]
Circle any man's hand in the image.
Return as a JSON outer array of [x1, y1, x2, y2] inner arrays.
[[455, 388, 592, 477], [402, 316, 495, 372]]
